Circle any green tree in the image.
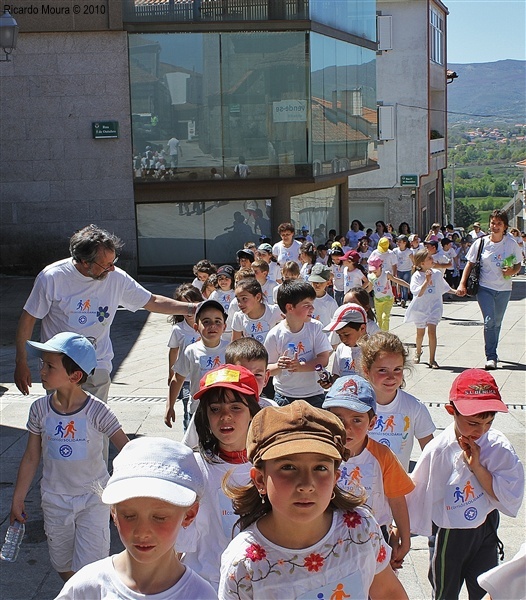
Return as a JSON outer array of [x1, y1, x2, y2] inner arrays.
[[445, 198, 480, 230]]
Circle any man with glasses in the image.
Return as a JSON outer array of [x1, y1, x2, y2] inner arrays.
[[14, 224, 196, 407]]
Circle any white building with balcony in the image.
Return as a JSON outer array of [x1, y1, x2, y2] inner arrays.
[[348, 0, 450, 236]]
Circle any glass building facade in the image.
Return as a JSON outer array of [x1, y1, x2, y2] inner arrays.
[[128, 0, 377, 269]]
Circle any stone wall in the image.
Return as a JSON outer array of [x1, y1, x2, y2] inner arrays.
[[0, 31, 137, 275]]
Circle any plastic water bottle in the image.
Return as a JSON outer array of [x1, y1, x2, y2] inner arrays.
[[315, 363, 331, 383], [284, 343, 296, 359], [1, 521, 25, 562]]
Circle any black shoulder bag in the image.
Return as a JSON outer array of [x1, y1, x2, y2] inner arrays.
[[466, 237, 485, 296]]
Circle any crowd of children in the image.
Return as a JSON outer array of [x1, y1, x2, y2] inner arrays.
[[7, 219, 525, 599]]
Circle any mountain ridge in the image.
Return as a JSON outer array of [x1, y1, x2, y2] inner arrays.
[[447, 59, 526, 122]]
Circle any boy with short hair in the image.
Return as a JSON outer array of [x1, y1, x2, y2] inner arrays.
[[10, 332, 129, 582], [407, 369, 524, 600], [323, 375, 414, 569], [322, 303, 368, 382], [308, 263, 338, 331], [56, 437, 215, 599], [165, 299, 229, 428], [264, 280, 332, 408], [251, 259, 277, 302]]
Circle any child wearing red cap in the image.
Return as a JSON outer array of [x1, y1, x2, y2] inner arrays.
[[176, 364, 261, 591], [407, 369, 524, 600]]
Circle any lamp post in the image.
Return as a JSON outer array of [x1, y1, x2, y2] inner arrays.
[[0, 9, 19, 62], [511, 180, 519, 228]]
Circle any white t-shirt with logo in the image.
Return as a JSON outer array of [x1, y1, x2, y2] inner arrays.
[[173, 339, 229, 397], [56, 556, 216, 600], [231, 304, 283, 344], [24, 258, 152, 372], [368, 389, 436, 471], [393, 247, 413, 272], [219, 508, 390, 599], [404, 268, 451, 326], [331, 344, 363, 377], [27, 394, 121, 496], [343, 266, 366, 294], [408, 423, 524, 536], [265, 319, 333, 398], [272, 239, 302, 267], [466, 235, 520, 292], [178, 454, 252, 590], [312, 293, 338, 330]]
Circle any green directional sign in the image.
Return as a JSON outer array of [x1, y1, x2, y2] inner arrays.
[[400, 174, 418, 186], [92, 121, 119, 139]]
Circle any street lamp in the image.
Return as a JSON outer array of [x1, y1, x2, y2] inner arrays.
[[0, 9, 19, 62], [511, 180, 519, 228]]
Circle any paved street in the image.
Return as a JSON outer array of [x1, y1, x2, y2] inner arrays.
[[0, 275, 524, 599]]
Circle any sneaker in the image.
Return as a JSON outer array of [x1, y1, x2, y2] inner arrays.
[[485, 360, 497, 370]]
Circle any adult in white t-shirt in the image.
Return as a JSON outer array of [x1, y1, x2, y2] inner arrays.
[[15, 225, 195, 402], [272, 222, 302, 267], [458, 211, 522, 369]]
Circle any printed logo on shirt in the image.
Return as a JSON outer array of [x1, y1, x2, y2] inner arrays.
[[445, 478, 489, 527], [368, 412, 405, 455], [201, 355, 222, 370], [70, 296, 108, 329], [297, 572, 363, 599], [46, 417, 88, 460]]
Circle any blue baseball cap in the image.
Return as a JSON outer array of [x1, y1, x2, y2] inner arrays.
[[323, 375, 377, 414], [27, 332, 97, 375]]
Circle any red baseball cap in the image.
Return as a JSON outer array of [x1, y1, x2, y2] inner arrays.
[[193, 364, 259, 401], [449, 369, 507, 416], [323, 303, 367, 332], [342, 250, 360, 264]]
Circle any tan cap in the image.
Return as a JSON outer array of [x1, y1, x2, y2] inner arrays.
[[247, 400, 349, 464]]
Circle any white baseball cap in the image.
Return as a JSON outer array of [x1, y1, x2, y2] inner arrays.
[[102, 437, 205, 507]]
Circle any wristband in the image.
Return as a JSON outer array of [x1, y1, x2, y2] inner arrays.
[[187, 303, 196, 316]]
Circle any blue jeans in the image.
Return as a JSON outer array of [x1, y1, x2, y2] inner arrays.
[[274, 391, 325, 409], [476, 285, 511, 361], [397, 270, 411, 301]]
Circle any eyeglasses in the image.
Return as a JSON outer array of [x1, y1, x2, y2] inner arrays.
[[91, 256, 119, 272]]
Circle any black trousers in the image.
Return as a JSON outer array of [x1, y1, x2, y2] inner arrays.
[[428, 509, 500, 600]]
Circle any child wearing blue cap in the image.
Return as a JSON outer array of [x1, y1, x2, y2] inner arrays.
[[9, 332, 129, 582], [323, 375, 414, 569]]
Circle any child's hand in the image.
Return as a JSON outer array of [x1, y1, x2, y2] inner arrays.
[[453, 288, 463, 296], [318, 377, 332, 390], [458, 435, 481, 470], [164, 404, 176, 428], [425, 269, 433, 281], [388, 527, 410, 569], [278, 352, 299, 372], [10, 503, 27, 525]]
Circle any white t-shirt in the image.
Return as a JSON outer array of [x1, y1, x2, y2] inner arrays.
[[191, 277, 204, 291], [219, 508, 391, 599], [209, 289, 235, 313], [343, 266, 366, 294], [404, 268, 451, 326], [431, 248, 451, 266], [265, 319, 332, 398], [369, 249, 397, 272], [178, 454, 252, 590], [330, 263, 345, 292], [338, 438, 414, 527], [477, 542, 526, 600], [55, 555, 216, 599], [312, 293, 338, 330], [393, 247, 413, 272], [368, 389, 436, 471], [231, 304, 283, 344], [272, 239, 302, 267], [27, 394, 121, 495], [408, 424, 524, 536], [267, 261, 281, 283], [369, 270, 393, 301], [466, 235, 520, 292], [168, 320, 200, 352], [173, 339, 229, 397], [23, 258, 152, 372], [260, 278, 278, 303], [331, 343, 363, 377]]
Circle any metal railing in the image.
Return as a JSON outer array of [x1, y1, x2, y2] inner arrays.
[[123, 0, 308, 22]]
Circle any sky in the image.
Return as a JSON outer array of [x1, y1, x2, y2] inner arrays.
[[446, 0, 526, 64]]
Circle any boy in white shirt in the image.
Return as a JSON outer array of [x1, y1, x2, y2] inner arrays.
[[308, 263, 338, 331], [251, 259, 277, 303], [265, 280, 332, 408], [164, 299, 229, 428], [407, 369, 524, 600]]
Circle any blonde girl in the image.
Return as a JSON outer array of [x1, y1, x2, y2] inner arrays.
[[219, 401, 408, 599], [231, 278, 282, 344], [177, 365, 261, 591], [359, 331, 435, 471], [167, 283, 203, 430], [367, 257, 409, 331], [404, 248, 460, 368]]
